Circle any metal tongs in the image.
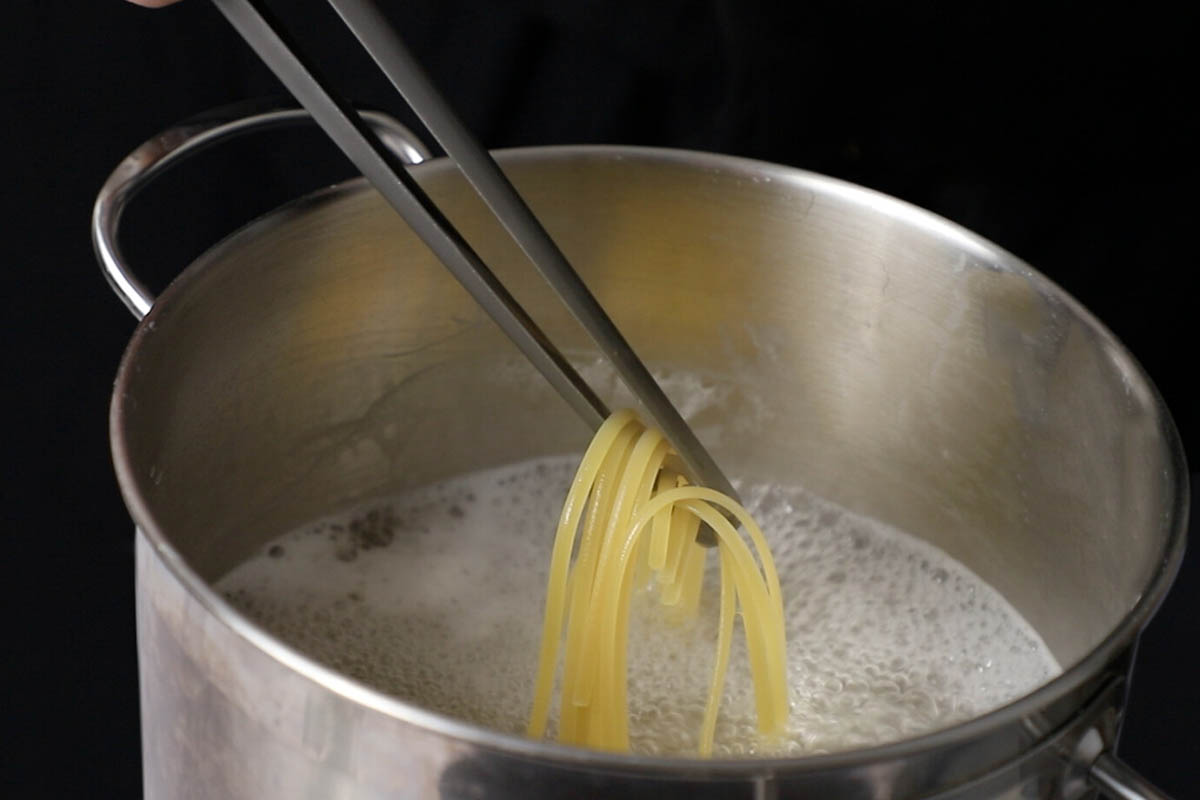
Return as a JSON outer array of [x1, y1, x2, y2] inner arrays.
[[210, 0, 739, 538]]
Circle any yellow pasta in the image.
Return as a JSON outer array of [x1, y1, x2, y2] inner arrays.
[[527, 410, 788, 755]]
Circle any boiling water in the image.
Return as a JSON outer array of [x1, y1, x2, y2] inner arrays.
[[218, 457, 1060, 757]]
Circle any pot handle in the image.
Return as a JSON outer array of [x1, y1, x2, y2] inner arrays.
[[1090, 751, 1172, 800], [91, 100, 431, 320]]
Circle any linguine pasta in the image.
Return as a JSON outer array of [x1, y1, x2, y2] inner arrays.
[[527, 410, 788, 755]]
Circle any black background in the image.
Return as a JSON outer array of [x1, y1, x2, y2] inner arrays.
[[3, 0, 1196, 796]]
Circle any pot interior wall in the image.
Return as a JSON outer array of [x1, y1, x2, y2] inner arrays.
[[115, 148, 1178, 674]]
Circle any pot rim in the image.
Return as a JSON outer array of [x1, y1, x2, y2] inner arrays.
[[110, 144, 1190, 776]]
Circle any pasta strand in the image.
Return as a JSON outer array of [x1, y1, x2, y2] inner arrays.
[[528, 410, 788, 754]]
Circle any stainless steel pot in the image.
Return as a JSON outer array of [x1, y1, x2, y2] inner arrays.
[[95, 107, 1188, 799]]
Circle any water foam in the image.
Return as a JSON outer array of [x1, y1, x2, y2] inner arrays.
[[217, 457, 1059, 757]]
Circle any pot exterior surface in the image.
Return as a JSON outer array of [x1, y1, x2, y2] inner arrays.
[[114, 147, 1187, 798]]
